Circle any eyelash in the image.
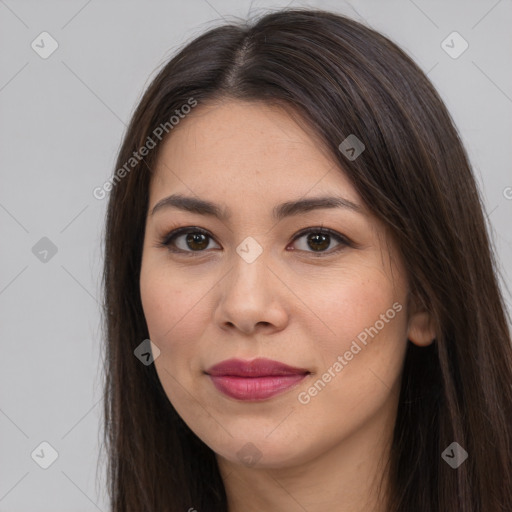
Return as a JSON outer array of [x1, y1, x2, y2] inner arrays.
[[157, 225, 352, 258]]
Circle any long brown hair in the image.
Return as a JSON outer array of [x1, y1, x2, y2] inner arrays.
[[100, 8, 512, 511]]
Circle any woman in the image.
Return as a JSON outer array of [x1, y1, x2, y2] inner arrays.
[[101, 8, 512, 511]]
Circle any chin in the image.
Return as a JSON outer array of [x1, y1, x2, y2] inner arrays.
[[211, 433, 314, 470]]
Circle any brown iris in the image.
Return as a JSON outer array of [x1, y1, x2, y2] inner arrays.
[[185, 232, 209, 251], [306, 232, 330, 252]]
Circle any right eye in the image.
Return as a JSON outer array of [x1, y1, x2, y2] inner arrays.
[[159, 227, 221, 254]]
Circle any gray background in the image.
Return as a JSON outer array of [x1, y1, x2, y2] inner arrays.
[[1, 0, 511, 510]]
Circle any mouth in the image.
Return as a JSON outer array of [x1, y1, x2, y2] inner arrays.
[[205, 358, 311, 401]]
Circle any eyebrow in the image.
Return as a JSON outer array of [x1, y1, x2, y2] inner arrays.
[[150, 193, 362, 221]]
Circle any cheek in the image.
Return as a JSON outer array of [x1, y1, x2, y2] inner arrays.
[[140, 266, 208, 403], [139, 262, 209, 350], [312, 289, 408, 409], [303, 266, 407, 358], [290, 275, 408, 455]]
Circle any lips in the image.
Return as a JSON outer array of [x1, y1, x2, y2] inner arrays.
[[205, 358, 310, 401]]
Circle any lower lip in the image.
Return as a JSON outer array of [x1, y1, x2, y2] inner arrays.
[[208, 374, 308, 401]]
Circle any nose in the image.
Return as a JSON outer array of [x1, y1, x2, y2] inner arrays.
[[213, 250, 289, 336]]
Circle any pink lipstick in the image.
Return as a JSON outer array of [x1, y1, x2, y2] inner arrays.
[[205, 357, 310, 401]]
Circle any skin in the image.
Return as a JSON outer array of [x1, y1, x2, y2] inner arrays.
[[139, 99, 435, 512]]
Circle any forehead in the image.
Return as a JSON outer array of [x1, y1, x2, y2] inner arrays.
[[150, 99, 359, 205]]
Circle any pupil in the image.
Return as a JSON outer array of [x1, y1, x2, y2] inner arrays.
[[308, 233, 329, 251]]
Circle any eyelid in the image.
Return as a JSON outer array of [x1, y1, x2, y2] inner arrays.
[[158, 225, 352, 256]]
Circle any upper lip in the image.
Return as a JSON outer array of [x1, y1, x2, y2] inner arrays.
[[205, 358, 310, 377]]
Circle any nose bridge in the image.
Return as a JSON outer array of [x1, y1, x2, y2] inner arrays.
[[228, 237, 270, 299]]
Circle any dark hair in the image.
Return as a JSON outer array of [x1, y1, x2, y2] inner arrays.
[[100, 8, 512, 511]]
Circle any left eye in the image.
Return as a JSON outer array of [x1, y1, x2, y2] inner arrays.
[[159, 227, 349, 256], [289, 228, 349, 255]]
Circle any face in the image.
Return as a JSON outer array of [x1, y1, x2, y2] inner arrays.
[[139, 99, 434, 470]]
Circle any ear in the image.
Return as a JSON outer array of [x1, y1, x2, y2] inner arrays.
[[407, 310, 436, 347]]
